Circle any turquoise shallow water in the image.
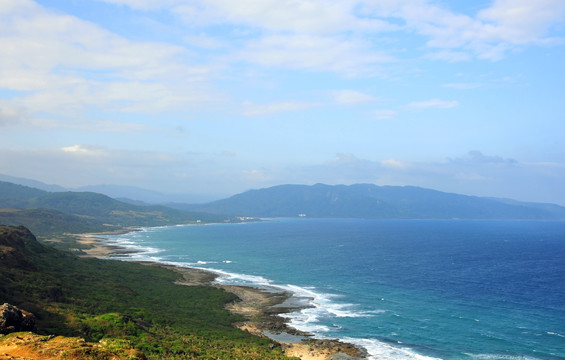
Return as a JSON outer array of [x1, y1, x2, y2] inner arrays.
[[100, 219, 565, 360]]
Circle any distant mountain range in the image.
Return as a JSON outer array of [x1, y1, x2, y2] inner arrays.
[[2, 177, 565, 236], [0, 174, 224, 204], [0, 181, 229, 236], [185, 183, 565, 220]]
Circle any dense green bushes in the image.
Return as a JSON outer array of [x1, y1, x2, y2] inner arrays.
[[0, 226, 292, 359]]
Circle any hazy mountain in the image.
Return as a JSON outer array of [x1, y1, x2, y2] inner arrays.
[[3, 178, 565, 222], [0, 181, 228, 233], [75, 184, 223, 204], [0, 174, 223, 204], [0, 174, 67, 192], [189, 183, 565, 220]]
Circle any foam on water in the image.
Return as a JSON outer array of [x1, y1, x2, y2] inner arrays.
[[99, 234, 163, 258], [465, 354, 541, 360], [343, 337, 444, 360], [96, 220, 565, 360], [191, 266, 437, 359], [98, 230, 435, 359]]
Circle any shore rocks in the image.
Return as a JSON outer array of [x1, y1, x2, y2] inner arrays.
[[0, 303, 37, 334]]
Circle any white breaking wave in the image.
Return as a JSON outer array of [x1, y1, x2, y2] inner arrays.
[[465, 354, 541, 360], [96, 226, 449, 360], [207, 268, 274, 287], [344, 338, 444, 360]]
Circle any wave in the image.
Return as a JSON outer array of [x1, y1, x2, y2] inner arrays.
[[546, 331, 564, 338], [98, 234, 163, 259], [95, 227, 452, 360], [465, 354, 541, 360], [344, 338, 443, 360], [98, 247, 443, 359], [196, 260, 219, 265], [95, 229, 446, 360], [198, 270, 444, 360]]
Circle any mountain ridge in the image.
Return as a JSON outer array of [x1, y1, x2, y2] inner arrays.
[[2, 178, 565, 222], [0, 173, 224, 204], [0, 181, 229, 236], [187, 183, 565, 220]]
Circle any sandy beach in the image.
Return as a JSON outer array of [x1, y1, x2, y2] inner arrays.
[[77, 233, 367, 360]]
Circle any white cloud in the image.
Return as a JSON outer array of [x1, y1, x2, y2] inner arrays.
[[242, 169, 270, 182], [332, 90, 376, 105], [185, 34, 227, 49], [373, 109, 397, 119], [329, 153, 363, 166], [173, 0, 396, 35], [99, 0, 181, 10], [443, 83, 482, 90], [369, 0, 565, 61], [425, 50, 472, 63], [478, 0, 565, 44], [408, 99, 459, 109], [0, 0, 222, 130], [237, 34, 392, 76], [0, 145, 189, 189], [241, 101, 319, 117], [61, 145, 106, 156], [94, 0, 565, 66], [85, 0, 565, 87], [0, 103, 28, 127], [381, 159, 406, 169], [449, 151, 517, 166]]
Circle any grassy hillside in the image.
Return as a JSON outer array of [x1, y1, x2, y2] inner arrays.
[[0, 181, 229, 236], [0, 208, 112, 235], [0, 225, 291, 359]]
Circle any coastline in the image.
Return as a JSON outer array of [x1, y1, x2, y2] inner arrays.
[[74, 228, 141, 257], [76, 231, 367, 360]]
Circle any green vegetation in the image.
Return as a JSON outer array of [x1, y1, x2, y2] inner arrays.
[[0, 225, 292, 359], [190, 183, 565, 219], [0, 208, 112, 236], [0, 181, 230, 238]]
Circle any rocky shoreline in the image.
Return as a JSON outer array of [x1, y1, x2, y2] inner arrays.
[[78, 233, 368, 360]]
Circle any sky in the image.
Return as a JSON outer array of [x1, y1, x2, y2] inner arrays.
[[1, 0, 565, 204]]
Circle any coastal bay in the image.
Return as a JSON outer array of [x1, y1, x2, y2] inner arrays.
[[91, 219, 565, 360], [78, 232, 367, 360]]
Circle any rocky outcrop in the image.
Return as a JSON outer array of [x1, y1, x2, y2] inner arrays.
[[0, 225, 42, 270], [0, 303, 36, 334]]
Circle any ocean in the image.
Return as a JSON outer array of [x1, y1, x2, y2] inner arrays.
[[99, 219, 565, 360]]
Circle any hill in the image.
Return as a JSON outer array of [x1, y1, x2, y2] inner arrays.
[[189, 183, 565, 220], [0, 173, 67, 192], [0, 181, 228, 236], [0, 173, 222, 204], [0, 208, 107, 236], [0, 225, 288, 359]]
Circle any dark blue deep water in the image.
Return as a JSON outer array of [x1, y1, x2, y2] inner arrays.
[[101, 219, 565, 359]]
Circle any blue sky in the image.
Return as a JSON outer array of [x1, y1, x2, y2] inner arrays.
[[1, 0, 565, 204]]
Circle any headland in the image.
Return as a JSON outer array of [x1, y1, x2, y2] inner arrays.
[[77, 232, 367, 360]]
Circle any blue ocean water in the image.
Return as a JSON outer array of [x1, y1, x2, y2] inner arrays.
[[100, 219, 565, 360]]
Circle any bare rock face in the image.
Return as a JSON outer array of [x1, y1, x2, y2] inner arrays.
[[0, 303, 37, 334]]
